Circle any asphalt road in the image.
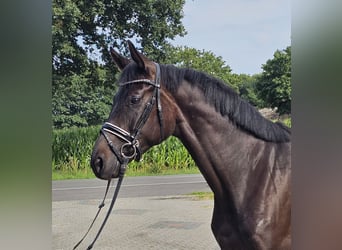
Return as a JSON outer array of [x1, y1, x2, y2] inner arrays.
[[52, 174, 211, 201], [52, 174, 219, 249]]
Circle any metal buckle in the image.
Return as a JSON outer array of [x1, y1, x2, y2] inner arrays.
[[120, 142, 138, 159]]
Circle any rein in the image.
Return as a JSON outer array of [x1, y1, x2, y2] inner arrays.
[[73, 63, 163, 249], [73, 164, 126, 250]]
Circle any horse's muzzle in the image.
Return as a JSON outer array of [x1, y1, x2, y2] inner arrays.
[[90, 152, 120, 180]]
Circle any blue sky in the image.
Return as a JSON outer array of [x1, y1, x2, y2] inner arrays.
[[171, 0, 291, 75]]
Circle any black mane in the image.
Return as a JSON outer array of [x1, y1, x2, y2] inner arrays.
[[160, 64, 291, 143]]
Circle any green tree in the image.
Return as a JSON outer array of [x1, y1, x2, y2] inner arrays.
[[164, 46, 239, 91], [163, 46, 268, 108], [52, 0, 186, 128], [256, 46, 291, 115], [236, 74, 265, 108]]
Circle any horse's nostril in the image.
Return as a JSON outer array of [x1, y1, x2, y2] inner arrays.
[[94, 157, 103, 172]]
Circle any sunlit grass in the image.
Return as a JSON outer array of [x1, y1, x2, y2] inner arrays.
[[52, 164, 200, 180], [187, 191, 214, 200]]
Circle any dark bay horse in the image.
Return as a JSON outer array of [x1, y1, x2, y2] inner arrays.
[[91, 41, 291, 249]]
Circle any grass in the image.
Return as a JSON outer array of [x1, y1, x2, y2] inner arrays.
[[52, 165, 200, 180], [187, 191, 214, 200], [52, 168, 95, 180], [125, 166, 200, 177], [276, 116, 291, 127]]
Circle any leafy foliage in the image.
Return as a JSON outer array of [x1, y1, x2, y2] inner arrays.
[[163, 46, 270, 108], [164, 46, 240, 91], [256, 46, 291, 115], [52, 126, 100, 171], [52, 126, 196, 178], [52, 0, 186, 128], [52, 68, 114, 128], [235, 73, 265, 108], [52, 0, 291, 128]]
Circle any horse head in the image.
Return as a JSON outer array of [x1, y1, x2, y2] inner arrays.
[[90, 41, 176, 179]]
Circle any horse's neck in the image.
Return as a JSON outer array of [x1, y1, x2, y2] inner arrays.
[[172, 83, 271, 206], [170, 81, 291, 249]]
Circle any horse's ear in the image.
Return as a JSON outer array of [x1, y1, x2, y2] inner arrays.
[[127, 40, 146, 70], [109, 47, 130, 71]]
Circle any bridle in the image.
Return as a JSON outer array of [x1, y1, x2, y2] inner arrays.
[[73, 63, 164, 249], [101, 62, 164, 165]]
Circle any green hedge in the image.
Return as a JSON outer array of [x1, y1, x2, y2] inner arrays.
[[52, 117, 291, 178], [52, 126, 196, 176], [52, 126, 100, 172], [283, 117, 291, 127]]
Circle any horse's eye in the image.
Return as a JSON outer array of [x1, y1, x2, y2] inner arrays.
[[130, 96, 141, 105]]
